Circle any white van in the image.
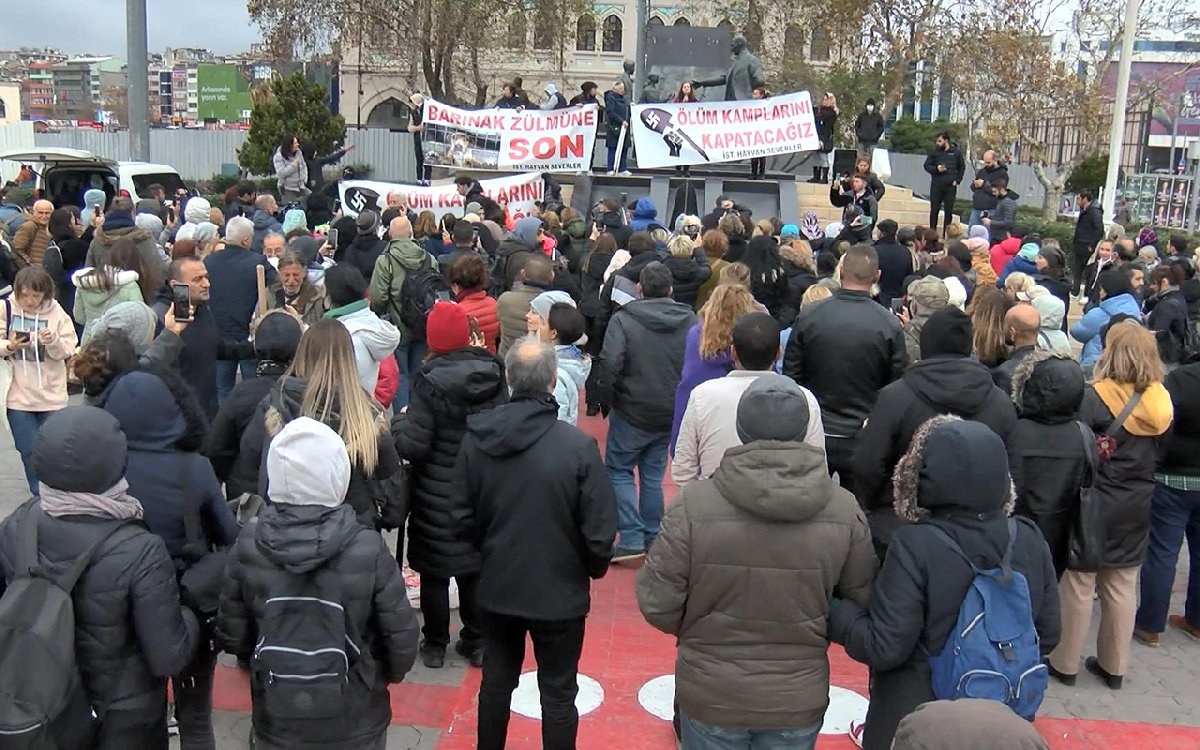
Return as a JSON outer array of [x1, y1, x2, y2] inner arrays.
[[0, 147, 184, 209]]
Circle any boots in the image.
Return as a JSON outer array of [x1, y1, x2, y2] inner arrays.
[[808, 167, 823, 183]]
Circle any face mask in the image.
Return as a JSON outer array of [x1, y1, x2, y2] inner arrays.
[[866, 105, 875, 112], [267, 256, 280, 269]]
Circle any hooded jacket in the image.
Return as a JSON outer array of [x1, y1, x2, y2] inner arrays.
[[989, 235, 1021, 277], [595, 296, 697, 431], [496, 280, 550, 357], [1146, 287, 1188, 365], [494, 218, 542, 292], [1032, 294, 1072, 355], [854, 108, 886, 143], [783, 289, 908, 438], [638, 441, 876, 730], [662, 252, 711, 309], [554, 344, 591, 425], [1007, 352, 1089, 575], [0, 294, 78, 412], [250, 210, 283, 254], [451, 394, 616, 619], [326, 301, 402, 394], [628, 197, 659, 233], [217, 502, 418, 750], [998, 253, 1038, 287], [854, 355, 1017, 553], [1070, 292, 1142, 365], [830, 419, 1060, 750], [392, 348, 507, 578], [1079, 381, 1173, 568], [238, 377, 401, 529], [368, 238, 436, 339], [72, 267, 145, 344], [85, 218, 163, 279], [98, 369, 240, 559]]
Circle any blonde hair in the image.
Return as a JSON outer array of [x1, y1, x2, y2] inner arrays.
[[970, 286, 1011, 365], [1004, 271, 1034, 299], [696, 285, 757, 359], [719, 262, 751, 288], [667, 235, 694, 259], [283, 319, 384, 473], [945, 221, 965, 241], [780, 241, 814, 273], [753, 219, 774, 237], [801, 284, 832, 308], [1094, 321, 1163, 389]]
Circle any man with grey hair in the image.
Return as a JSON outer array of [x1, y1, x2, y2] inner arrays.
[[261, 230, 287, 262], [206, 214, 277, 403], [452, 334, 616, 750], [596, 261, 696, 561]]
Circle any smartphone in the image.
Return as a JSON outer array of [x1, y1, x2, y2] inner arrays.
[[171, 282, 192, 321], [13, 331, 30, 344], [980, 212, 989, 219], [436, 290, 452, 302], [889, 299, 905, 315], [327, 228, 339, 249]]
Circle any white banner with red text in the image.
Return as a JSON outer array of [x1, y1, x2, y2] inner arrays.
[[629, 90, 820, 169], [337, 173, 543, 220], [420, 99, 599, 172]]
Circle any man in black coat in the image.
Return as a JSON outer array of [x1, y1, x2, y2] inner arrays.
[[1072, 189, 1105, 296], [967, 149, 1008, 227], [854, 306, 1016, 556], [784, 244, 908, 494], [854, 98, 885, 154], [152, 256, 229, 419], [831, 417, 1060, 750], [873, 219, 914, 308], [923, 131, 966, 234], [451, 337, 616, 750], [992, 303, 1041, 396]]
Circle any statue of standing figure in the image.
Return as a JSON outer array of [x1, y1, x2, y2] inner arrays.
[[694, 35, 765, 102]]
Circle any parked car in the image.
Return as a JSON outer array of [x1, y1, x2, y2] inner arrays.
[[0, 147, 184, 209]]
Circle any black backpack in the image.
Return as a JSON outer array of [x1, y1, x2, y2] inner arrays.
[[0, 504, 140, 750], [398, 262, 448, 337], [252, 569, 359, 729]]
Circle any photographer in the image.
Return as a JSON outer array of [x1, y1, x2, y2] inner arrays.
[[830, 173, 879, 242]]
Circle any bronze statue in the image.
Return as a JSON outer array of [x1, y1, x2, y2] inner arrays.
[[694, 35, 765, 102]]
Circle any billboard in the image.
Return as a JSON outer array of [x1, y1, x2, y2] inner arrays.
[[1103, 62, 1200, 140], [196, 64, 253, 122]]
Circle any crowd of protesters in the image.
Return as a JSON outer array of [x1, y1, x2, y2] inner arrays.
[[0, 162, 1197, 750]]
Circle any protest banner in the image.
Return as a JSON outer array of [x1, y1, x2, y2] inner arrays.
[[420, 99, 599, 172], [338, 173, 544, 219], [630, 90, 820, 169]]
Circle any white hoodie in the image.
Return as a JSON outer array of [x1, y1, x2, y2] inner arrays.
[[333, 304, 401, 393]]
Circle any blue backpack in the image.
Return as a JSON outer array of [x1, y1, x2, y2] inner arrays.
[[925, 519, 1048, 720]]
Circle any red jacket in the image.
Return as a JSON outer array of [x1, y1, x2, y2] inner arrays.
[[455, 288, 500, 354], [374, 354, 399, 407], [990, 236, 1021, 277]]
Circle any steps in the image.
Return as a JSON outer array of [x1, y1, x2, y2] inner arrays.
[[795, 180, 931, 229]]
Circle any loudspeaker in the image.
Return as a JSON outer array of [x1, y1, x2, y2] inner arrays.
[[832, 148, 859, 179]]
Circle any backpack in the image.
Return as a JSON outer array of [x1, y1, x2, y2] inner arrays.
[[252, 569, 359, 727], [0, 504, 140, 749], [398, 263, 448, 337], [925, 518, 1048, 720]]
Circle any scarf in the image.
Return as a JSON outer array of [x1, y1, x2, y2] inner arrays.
[[40, 477, 144, 521], [1093, 380, 1174, 437], [324, 299, 368, 319]]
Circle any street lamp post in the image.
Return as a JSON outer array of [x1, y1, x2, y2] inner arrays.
[[127, 0, 150, 160], [1101, 0, 1139, 222]]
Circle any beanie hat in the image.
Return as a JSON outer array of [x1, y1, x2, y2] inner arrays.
[[267, 417, 350, 508], [800, 211, 823, 241], [1137, 226, 1158, 248], [184, 196, 211, 225], [969, 224, 989, 241], [254, 312, 304, 362], [465, 201, 484, 216], [909, 276, 950, 312], [943, 276, 967, 310], [33, 406, 127, 493], [530, 290, 575, 322], [1038, 243, 1066, 270], [920, 306, 973, 357], [355, 209, 380, 236], [1018, 243, 1040, 262], [735, 374, 812, 443], [825, 222, 843, 239], [780, 224, 800, 240], [425, 300, 470, 354], [95, 301, 157, 354], [282, 209, 308, 235], [512, 216, 543, 251]]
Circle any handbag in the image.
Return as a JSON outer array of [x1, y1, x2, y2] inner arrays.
[[368, 462, 411, 532], [177, 458, 230, 615], [1068, 392, 1141, 571]]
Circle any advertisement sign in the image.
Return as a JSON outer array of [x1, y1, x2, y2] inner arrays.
[[421, 100, 598, 172], [338, 173, 544, 219], [629, 90, 820, 169], [196, 64, 253, 122]]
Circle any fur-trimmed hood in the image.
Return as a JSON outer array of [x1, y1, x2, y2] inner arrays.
[[893, 415, 1015, 523], [1010, 349, 1084, 424]]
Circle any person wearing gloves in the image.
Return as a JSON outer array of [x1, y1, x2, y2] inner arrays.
[[526, 291, 591, 425], [324, 264, 401, 395], [218, 417, 419, 750], [829, 417, 1060, 750], [0, 266, 80, 496], [0, 406, 200, 748]]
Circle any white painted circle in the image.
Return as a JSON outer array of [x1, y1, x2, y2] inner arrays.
[[637, 674, 676, 721], [820, 685, 870, 735], [510, 671, 604, 720]]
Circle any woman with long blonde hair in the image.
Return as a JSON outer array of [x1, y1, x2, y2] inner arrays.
[[239, 319, 400, 527], [1049, 321, 1172, 691], [669, 284, 758, 454], [969, 285, 1013, 367]]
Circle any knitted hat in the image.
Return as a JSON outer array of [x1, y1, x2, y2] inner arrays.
[[465, 201, 483, 216], [530, 290, 575, 321], [1138, 226, 1158, 248], [267, 417, 350, 508], [33, 406, 127, 493], [355, 209, 380, 236], [184, 196, 211, 225], [780, 224, 800, 240], [425, 300, 470, 354], [801, 211, 823, 241], [968, 224, 989, 241], [825, 222, 843, 239], [920, 306, 973, 357], [254, 312, 303, 362], [1018, 243, 1040, 262], [95, 301, 157, 354], [735, 374, 812, 443], [282, 209, 308, 235], [1038, 243, 1066, 269]]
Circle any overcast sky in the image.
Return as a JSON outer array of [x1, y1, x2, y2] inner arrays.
[[0, 0, 261, 56]]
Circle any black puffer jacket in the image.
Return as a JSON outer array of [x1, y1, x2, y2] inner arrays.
[[0, 501, 199, 715], [778, 262, 818, 324], [783, 289, 908, 438], [663, 252, 711, 308], [1161, 363, 1200, 475], [1146, 287, 1188, 365], [217, 503, 419, 750], [1008, 352, 1089, 576], [830, 419, 1060, 750], [342, 233, 386, 283], [854, 355, 1017, 554], [206, 362, 289, 499], [393, 348, 507, 578], [239, 377, 401, 528]]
